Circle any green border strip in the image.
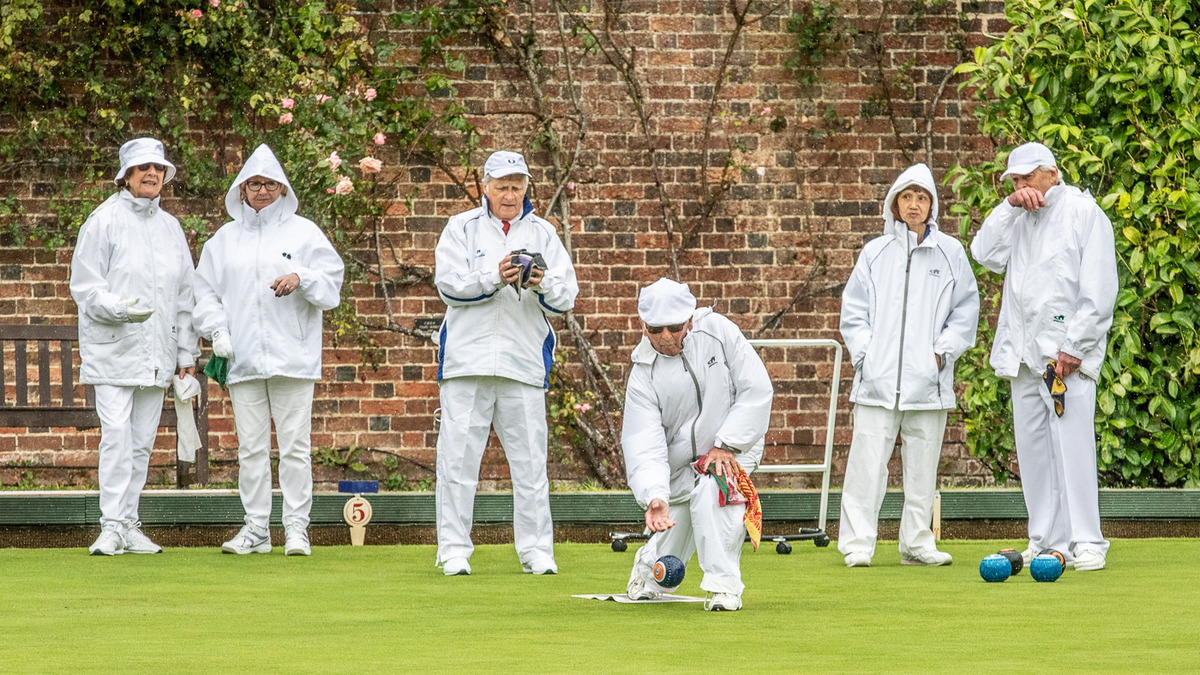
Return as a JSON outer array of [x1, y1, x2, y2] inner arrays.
[[1, 490, 1199, 526]]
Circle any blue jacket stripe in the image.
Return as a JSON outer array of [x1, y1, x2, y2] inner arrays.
[[440, 289, 497, 303], [541, 318, 556, 389], [437, 322, 448, 381], [536, 292, 567, 315]]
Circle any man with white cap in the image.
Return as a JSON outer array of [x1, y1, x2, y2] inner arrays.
[[70, 137, 200, 555], [621, 278, 773, 611], [433, 150, 578, 576], [970, 142, 1118, 571]]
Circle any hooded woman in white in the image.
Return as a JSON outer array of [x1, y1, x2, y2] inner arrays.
[[838, 163, 979, 567], [71, 137, 200, 556], [194, 144, 344, 556]]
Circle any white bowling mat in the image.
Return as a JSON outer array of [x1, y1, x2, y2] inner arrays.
[[572, 593, 705, 603]]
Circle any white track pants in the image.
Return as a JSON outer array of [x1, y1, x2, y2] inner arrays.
[[630, 472, 751, 596], [1011, 365, 1108, 559], [838, 404, 948, 558], [95, 385, 166, 529], [435, 376, 553, 566], [228, 377, 315, 530]]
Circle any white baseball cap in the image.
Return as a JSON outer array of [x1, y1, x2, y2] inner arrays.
[[483, 150, 531, 180], [1000, 142, 1057, 181], [114, 137, 177, 185], [638, 278, 697, 326]]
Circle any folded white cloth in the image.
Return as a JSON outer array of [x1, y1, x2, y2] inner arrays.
[[173, 374, 202, 463]]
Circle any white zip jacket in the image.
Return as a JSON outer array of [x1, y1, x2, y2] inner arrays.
[[621, 308, 774, 508], [70, 190, 199, 388], [840, 164, 980, 411], [193, 145, 345, 385], [970, 181, 1117, 380], [435, 197, 578, 388]]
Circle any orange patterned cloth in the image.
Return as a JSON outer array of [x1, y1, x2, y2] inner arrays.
[[693, 458, 763, 551]]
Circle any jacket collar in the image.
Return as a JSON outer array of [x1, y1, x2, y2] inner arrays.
[[482, 195, 536, 229], [117, 189, 162, 218], [239, 197, 289, 229]]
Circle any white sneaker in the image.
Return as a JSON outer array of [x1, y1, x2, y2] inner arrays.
[[901, 549, 953, 566], [443, 557, 472, 576], [284, 527, 311, 556], [1073, 549, 1106, 571], [123, 523, 163, 554], [89, 527, 125, 556], [704, 592, 742, 612], [1021, 547, 1037, 566], [522, 555, 558, 575], [626, 574, 660, 601], [844, 552, 872, 568], [221, 524, 272, 555]]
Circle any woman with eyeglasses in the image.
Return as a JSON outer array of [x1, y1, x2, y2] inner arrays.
[[837, 163, 979, 568], [70, 137, 200, 556], [193, 144, 344, 556]]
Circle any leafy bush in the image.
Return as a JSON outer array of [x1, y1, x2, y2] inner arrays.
[[948, 0, 1200, 487]]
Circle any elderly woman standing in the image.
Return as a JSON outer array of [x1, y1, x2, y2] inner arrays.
[[838, 163, 979, 568], [70, 138, 200, 556], [194, 144, 344, 556]]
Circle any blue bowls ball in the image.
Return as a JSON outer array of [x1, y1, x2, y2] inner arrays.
[[979, 554, 1012, 582], [653, 555, 686, 590], [1030, 554, 1064, 582]]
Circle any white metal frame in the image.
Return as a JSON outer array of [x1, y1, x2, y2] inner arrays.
[[747, 338, 843, 535]]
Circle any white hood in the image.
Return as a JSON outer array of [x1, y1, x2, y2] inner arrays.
[[225, 144, 299, 223], [882, 163, 939, 237]]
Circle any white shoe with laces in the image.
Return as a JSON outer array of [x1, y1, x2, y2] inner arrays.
[[221, 524, 272, 555], [901, 549, 953, 566], [284, 526, 311, 556], [123, 523, 163, 554], [1021, 547, 1037, 566], [443, 557, 472, 576], [522, 555, 558, 575], [89, 527, 125, 556], [1073, 549, 1106, 571], [844, 552, 872, 568], [626, 574, 660, 601], [704, 592, 742, 612]]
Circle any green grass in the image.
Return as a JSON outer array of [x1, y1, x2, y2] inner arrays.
[[1, 539, 1198, 673]]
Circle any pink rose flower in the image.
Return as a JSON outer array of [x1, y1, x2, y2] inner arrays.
[[373, 132, 386, 146], [579, 403, 591, 412], [281, 98, 294, 109], [364, 88, 377, 101], [278, 112, 293, 124], [327, 151, 342, 171], [209, 0, 219, 7], [326, 188, 335, 194], [315, 94, 330, 104], [335, 176, 354, 195], [190, 9, 202, 18], [567, 182, 575, 190], [359, 157, 383, 174], [763, 106, 772, 115]]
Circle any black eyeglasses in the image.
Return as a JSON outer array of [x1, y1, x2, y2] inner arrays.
[[645, 323, 686, 335], [246, 180, 281, 192], [135, 163, 167, 173]]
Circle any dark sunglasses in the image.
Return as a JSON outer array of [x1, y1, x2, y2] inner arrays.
[[134, 163, 167, 173], [645, 323, 686, 335]]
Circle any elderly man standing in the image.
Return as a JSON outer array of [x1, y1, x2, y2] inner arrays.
[[621, 278, 774, 611], [970, 142, 1118, 572], [70, 138, 199, 556], [433, 150, 578, 576]]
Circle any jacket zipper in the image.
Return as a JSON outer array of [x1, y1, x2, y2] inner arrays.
[[680, 351, 703, 464], [894, 235, 915, 408], [145, 207, 160, 384]]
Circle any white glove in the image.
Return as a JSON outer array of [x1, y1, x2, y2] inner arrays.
[[125, 298, 154, 323], [211, 330, 234, 359]]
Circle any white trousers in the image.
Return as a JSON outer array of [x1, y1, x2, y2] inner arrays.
[[435, 376, 553, 566], [228, 377, 315, 530], [630, 474, 750, 596], [1011, 365, 1108, 558], [95, 385, 166, 529], [838, 404, 948, 558]]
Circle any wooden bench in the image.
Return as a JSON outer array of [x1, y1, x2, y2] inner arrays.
[[0, 324, 210, 486]]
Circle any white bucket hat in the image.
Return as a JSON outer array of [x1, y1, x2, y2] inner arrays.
[[638, 278, 697, 326], [1000, 142, 1057, 181], [114, 137, 177, 185], [483, 150, 531, 180]]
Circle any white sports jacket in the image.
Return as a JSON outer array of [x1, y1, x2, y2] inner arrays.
[[621, 308, 774, 508], [193, 145, 345, 385], [434, 197, 578, 388], [970, 181, 1117, 380], [840, 164, 980, 411], [70, 190, 199, 388]]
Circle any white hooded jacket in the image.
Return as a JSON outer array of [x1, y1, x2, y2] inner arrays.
[[970, 180, 1117, 380], [70, 190, 199, 388], [193, 144, 345, 385], [840, 164, 980, 411], [621, 308, 774, 508], [435, 195, 578, 388]]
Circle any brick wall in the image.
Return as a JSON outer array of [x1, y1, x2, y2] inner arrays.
[[0, 1, 1012, 491]]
